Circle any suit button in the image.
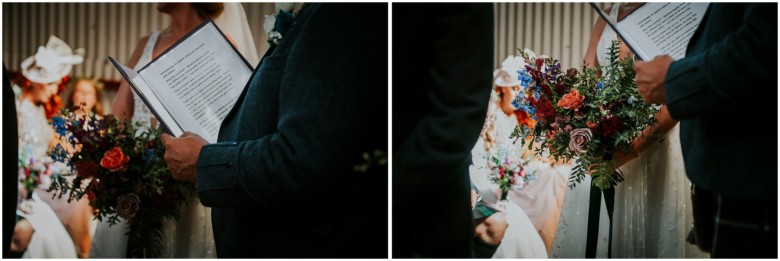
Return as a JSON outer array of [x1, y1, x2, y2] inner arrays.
[[226, 160, 232, 168]]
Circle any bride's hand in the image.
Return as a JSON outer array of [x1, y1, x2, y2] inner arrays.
[[612, 149, 639, 169]]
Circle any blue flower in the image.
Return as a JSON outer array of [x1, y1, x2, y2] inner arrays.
[[511, 98, 522, 110], [52, 116, 67, 137], [50, 144, 69, 163], [518, 104, 538, 121], [597, 82, 604, 90], [145, 149, 155, 161], [533, 91, 541, 101], [517, 69, 533, 89]]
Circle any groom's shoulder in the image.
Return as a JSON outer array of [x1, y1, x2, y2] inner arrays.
[[300, 3, 386, 24]]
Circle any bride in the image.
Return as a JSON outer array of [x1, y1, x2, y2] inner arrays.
[[91, 3, 258, 258], [551, 3, 708, 258]]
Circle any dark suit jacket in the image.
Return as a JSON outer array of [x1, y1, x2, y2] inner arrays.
[[665, 3, 777, 200], [3, 66, 17, 258], [195, 4, 387, 257], [392, 4, 493, 258]]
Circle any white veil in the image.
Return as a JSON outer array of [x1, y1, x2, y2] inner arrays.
[[215, 3, 260, 67]]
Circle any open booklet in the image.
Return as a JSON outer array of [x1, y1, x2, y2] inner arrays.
[[590, 3, 710, 61], [109, 19, 253, 143]]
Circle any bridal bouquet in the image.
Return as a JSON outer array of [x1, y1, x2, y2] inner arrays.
[[510, 41, 658, 190], [18, 147, 66, 199], [486, 146, 536, 201], [49, 108, 196, 258]]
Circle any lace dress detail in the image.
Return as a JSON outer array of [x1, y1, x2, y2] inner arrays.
[[18, 98, 53, 159]]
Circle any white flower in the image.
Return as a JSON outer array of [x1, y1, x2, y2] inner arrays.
[[268, 31, 283, 45], [523, 48, 537, 59], [263, 14, 277, 34], [275, 2, 295, 13]]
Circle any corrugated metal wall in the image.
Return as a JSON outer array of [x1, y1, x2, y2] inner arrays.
[[2, 2, 275, 82], [494, 2, 610, 70], [4, 3, 612, 83]]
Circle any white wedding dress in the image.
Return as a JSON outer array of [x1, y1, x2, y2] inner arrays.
[[550, 5, 709, 258], [17, 193, 78, 258]]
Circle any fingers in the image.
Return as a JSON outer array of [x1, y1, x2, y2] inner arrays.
[[632, 60, 644, 72], [161, 133, 173, 146]]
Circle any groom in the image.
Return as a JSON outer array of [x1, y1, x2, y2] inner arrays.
[[162, 4, 387, 258], [633, 3, 777, 258]]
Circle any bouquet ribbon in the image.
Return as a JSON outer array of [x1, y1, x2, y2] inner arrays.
[[585, 178, 616, 258]]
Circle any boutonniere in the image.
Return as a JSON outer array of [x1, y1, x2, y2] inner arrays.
[[264, 3, 298, 46]]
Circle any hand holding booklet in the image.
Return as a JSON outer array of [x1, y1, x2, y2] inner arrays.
[[590, 3, 710, 61], [109, 19, 253, 143]]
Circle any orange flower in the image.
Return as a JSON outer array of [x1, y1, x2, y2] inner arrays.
[[100, 147, 130, 172], [557, 89, 585, 111], [513, 110, 537, 128]]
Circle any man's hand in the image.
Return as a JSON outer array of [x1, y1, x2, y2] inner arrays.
[[633, 55, 673, 104], [161, 132, 208, 183]]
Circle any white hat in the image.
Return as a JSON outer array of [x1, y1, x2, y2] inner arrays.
[[21, 36, 84, 84], [493, 55, 525, 88], [493, 49, 539, 88]]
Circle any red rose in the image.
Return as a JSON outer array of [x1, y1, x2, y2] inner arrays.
[[73, 160, 99, 178], [557, 89, 585, 111], [100, 147, 130, 172]]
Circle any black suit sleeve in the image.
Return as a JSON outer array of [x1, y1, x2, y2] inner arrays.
[[3, 65, 18, 258], [392, 4, 493, 257]]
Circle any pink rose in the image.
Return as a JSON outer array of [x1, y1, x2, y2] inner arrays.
[[568, 128, 593, 155]]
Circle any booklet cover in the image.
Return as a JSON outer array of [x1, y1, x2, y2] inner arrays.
[[109, 19, 253, 143]]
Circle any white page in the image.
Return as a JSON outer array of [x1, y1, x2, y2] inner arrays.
[[616, 3, 709, 60], [138, 22, 252, 143], [111, 58, 184, 137]]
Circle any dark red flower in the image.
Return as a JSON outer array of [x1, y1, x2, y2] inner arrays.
[[73, 160, 99, 178], [86, 179, 100, 201], [151, 190, 175, 207], [600, 116, 623, 138], [533, 97, 556, 123]]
